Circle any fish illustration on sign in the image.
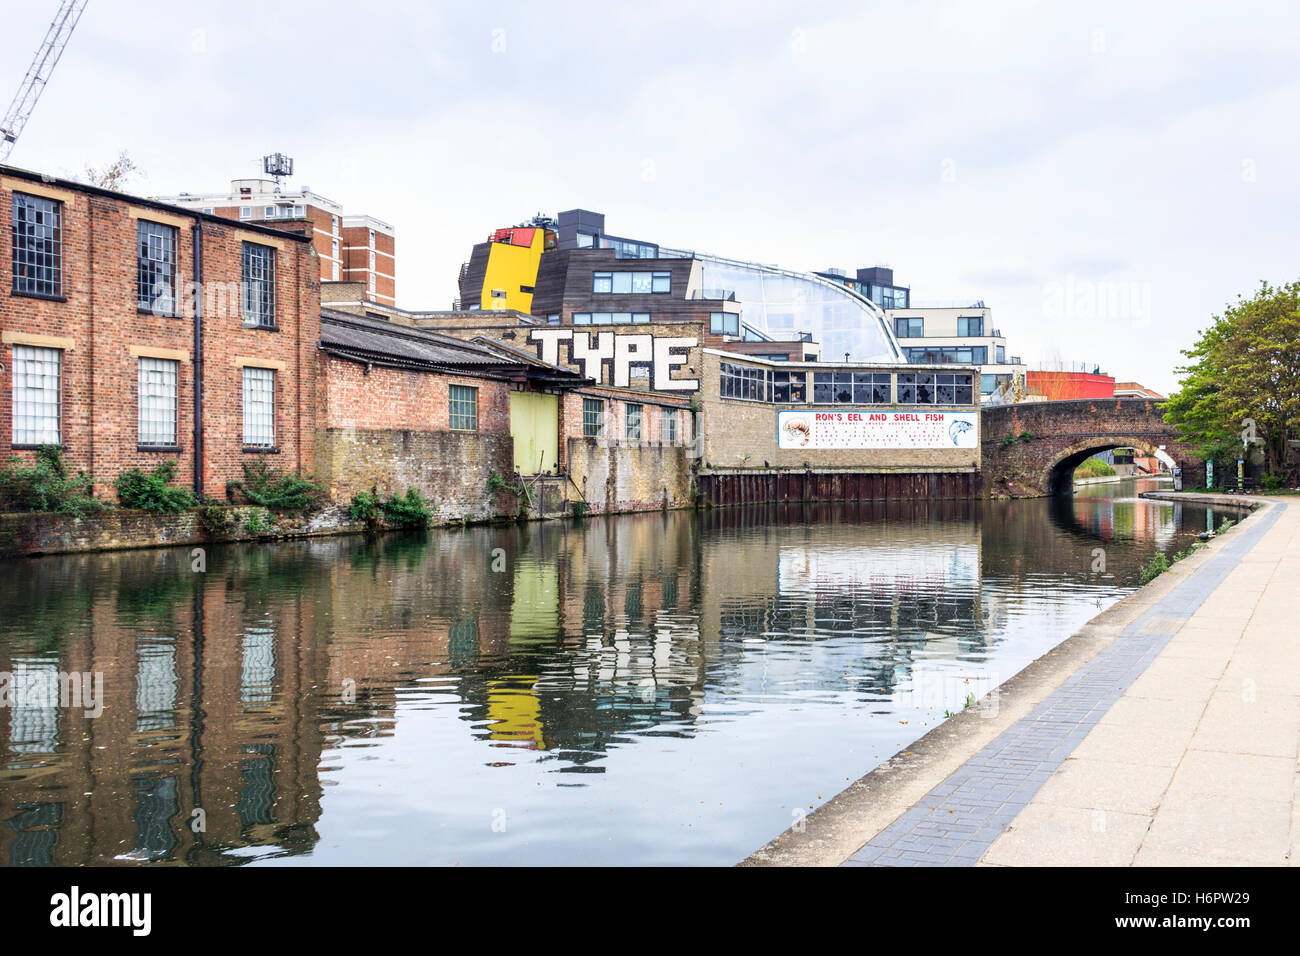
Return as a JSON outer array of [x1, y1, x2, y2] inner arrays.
[[783, 418, 811, 447], [949, 419, 975, 446]]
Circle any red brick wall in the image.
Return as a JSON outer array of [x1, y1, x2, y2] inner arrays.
[[320, 354, 510, 434], [0, 172, 318, 502]]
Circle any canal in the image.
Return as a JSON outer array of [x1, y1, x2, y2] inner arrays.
[[0, 478, 1244, 866]]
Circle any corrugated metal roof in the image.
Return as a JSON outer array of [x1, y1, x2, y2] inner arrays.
[[320, 310, 507, 368]]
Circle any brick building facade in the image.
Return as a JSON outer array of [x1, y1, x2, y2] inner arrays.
[[1, 166, 319, 500]]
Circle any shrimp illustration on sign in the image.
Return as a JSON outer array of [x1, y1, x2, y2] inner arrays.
[[948, 419, 974, 446], [783, 418, 811, 447]]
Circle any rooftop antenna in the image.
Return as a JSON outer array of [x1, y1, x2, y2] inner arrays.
[[262, 152, 294, 185]]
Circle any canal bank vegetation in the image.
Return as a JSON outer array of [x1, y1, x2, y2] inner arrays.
[[1165, 279, 1300, 488], [1074, 456, 1117, 479], [0, 446, 104, 515]]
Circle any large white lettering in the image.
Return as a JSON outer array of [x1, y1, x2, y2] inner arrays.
[[528, 329, 698, 391]]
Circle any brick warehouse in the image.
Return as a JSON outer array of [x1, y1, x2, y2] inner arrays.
[[1, 166, 319, 499]]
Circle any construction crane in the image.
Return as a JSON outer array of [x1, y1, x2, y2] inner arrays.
[[0, 1, 89, 163]]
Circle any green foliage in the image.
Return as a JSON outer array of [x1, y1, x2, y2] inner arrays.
[[486, 471, 519, 496], [571, 500, 590, 518], [381, 488, 431, 528], [350, 487, 431, 528], [999, 431, 1035, 449], [1138, 552, 1170, 585], [197, 496, 234, 536], [232, 458, 321, 513], [0, 445, 104, 514], [349, 489, 382, 523], [244, 509, 272, 535], [1263, 472, 1286, 490], [1165, 280, 1300, 478], [114, 459, 197, 512], [1074, 456, 1117, 479]]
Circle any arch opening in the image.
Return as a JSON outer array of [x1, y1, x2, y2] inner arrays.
[[1044, 439, 1169, 496]]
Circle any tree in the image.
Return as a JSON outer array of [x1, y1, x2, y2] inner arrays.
[[1164, 280, 1300, 479], [84, 151, 141, 191]]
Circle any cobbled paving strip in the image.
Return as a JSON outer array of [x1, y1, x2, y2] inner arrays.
[[843, 500, 1286, 867]]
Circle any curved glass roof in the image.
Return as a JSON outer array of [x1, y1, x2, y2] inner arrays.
[[667, 251, 904, 363]]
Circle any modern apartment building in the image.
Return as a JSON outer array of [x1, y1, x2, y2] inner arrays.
[[884, 302, 1026, 398], [156, 176, 396, 305], [459, 209, 903, 363]]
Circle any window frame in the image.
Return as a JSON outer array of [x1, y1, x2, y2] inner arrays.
[[582, 397, 604, 438], [137, 219, 179, 315], [241, 366, 277, 449], [137, 356, 180, 448], [11, 192, 63, 299], [624, 403, 643, 441], [10, 344, 62, 446], [240, 242, 277, 329], [448, 384, 478, 432], [661, 406, 678, 442]]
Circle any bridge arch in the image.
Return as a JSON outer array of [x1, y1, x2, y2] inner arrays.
[[1043, 436, 1170, 495], [980, 398, 1203, 497]]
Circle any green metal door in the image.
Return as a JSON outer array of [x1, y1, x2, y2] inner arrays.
[[510, 391, 559, 475]]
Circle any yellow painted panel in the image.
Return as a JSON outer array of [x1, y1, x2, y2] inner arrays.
[[480, 230, 545, 311], [510, 391, 558, 475]]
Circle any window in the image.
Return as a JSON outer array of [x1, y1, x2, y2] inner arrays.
[[449, 385, 477, 431], [897, 372, 937, 405], [12, 193, 62, 297], [894, 316, 923, 338], [369, 250, 375, 270], [996, 345, 1006, 364], [957, 315, 984, 337], [720, 362, 769, 402], [137, 221, 178, 314], [709, 312, 739, 336], [241, 242, 276, 328], [572, 312, 649, 325], [576, 232, 594, 248], [138, 358, 179, 447], [368, 230, 375, 246], [582, 397, 603, 438], [625, 403, 642, 440], [11, 345, 61, 445], [590, 271, 671, 294], [332, 261, 340, 280], [935, 373, 974, 405], [812, 372, 855, 404], [772, 370, 807, 403], [369, 273, 376, 293], [905, 346, 988, 365], [854, 372, 892, 403], [264, 206, 275, 217], [239, 206, 251, 219], [331, 215, 339, 235], [331, 238, 339, 260], [241, 367, 275, 447], [662, 407, 678, 442]]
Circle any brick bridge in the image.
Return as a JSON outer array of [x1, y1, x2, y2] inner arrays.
[[980, 398, 1203, 497]]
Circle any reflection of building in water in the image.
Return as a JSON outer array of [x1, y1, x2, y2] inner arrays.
[[696, 501, 987, 699]]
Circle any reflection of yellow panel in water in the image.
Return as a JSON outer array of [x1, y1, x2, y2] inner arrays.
[[510, 561, 559, 641], [510, 391, 559, 475], [486, 677, 546, 750]]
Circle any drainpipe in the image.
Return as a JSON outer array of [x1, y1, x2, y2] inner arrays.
[[192, 220, 204, 498]]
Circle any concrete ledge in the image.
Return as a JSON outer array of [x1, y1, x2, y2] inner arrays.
[[739, 501, 1268, 866]]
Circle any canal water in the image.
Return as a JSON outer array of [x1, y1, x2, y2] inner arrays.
[[0, 478, 1243, 866]]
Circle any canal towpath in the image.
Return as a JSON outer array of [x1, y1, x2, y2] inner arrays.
[[743, 493, 1298, 867]]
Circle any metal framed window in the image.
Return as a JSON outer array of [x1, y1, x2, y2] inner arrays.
[[936, 372, 974, 405], [897, 372, 936, 405], [893, 316, 923, 338], [241, 367, 276, 447], [138, 358, 179, 446], [12, 193, 63, 297], [137, 220, 178, 314], [449, 384, 477, 431], [720, 362, 770, 401], [624, 403, 642, 440], [957, 315, 984, 337], [11, 345, 61, 445], [241, 242, 276, 328], [662, 407, 678, 442], [709, 312, 739, 335], [853, 372, 893, 404], [239, 206, 251, 219], [582, 397, 603, 438], [772, 370, 807, 403]]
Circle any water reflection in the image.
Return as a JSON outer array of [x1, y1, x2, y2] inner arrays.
[[0, 479, 1241, 866]]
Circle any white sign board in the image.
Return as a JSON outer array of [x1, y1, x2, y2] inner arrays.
[[777, 410, 978, 450]]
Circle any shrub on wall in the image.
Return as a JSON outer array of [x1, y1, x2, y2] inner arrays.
[[0, 446, 104, 515], [381, 488, 432, 528], [230, 458, 322, 513], [115, 460, 197, 513]]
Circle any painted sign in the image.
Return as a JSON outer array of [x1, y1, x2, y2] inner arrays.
[[777, 410, 979, 450], [528, 329, 699, 391]]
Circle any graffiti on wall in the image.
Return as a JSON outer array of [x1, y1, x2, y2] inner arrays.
[[528, 329, 699, 391]]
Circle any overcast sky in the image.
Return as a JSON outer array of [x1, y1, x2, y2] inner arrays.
[[5, 0, 1296, 394]]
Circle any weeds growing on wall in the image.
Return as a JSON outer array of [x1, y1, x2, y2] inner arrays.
[[230, 458, 322, 513], [0, 445, 104, 514], [115, 460, 197, 513]]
